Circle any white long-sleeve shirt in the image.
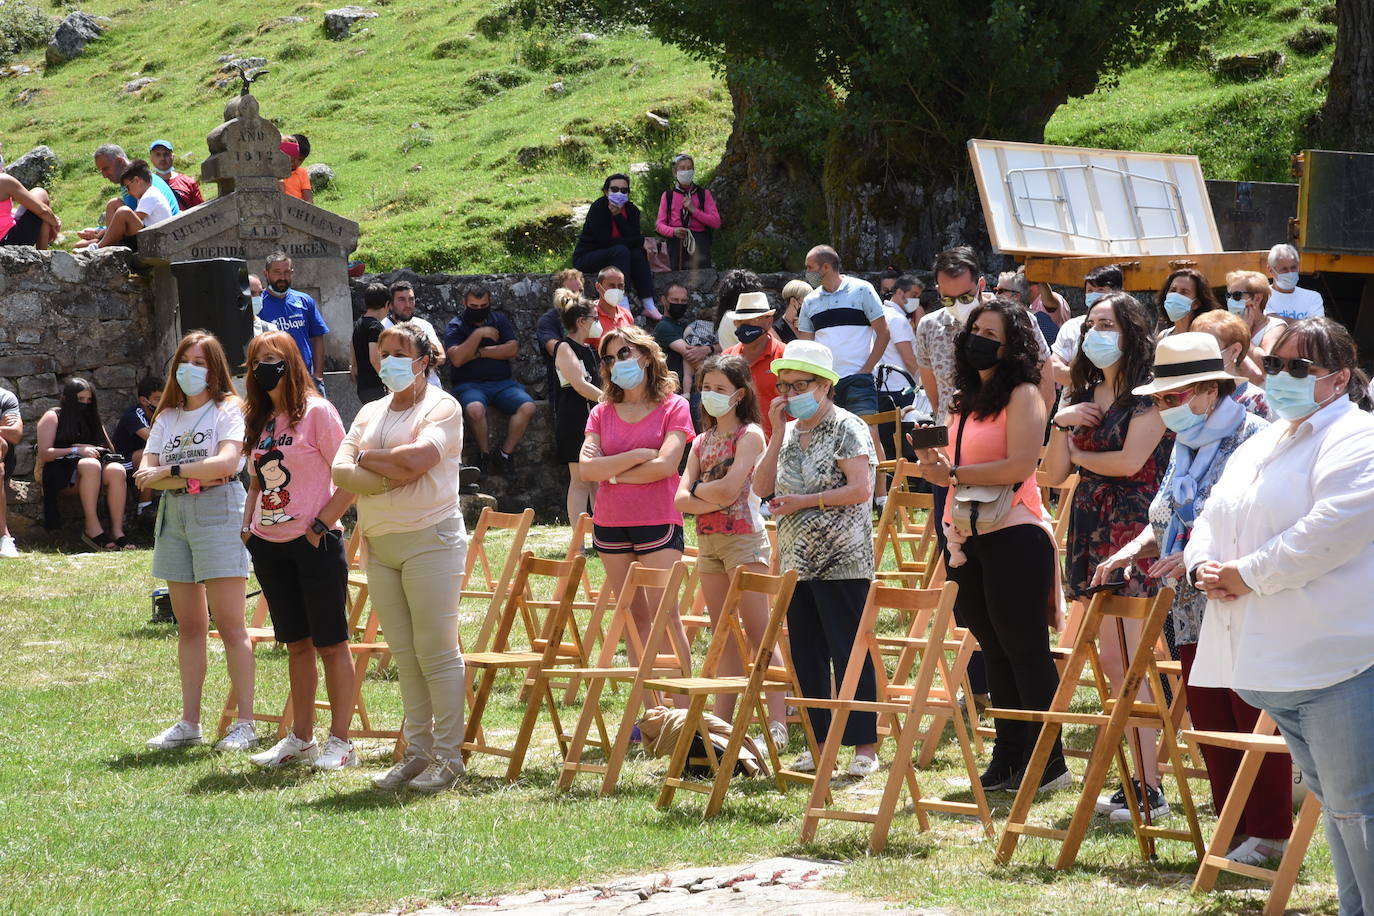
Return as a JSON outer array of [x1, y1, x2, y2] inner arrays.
[[1185, 395, 1374, 692]]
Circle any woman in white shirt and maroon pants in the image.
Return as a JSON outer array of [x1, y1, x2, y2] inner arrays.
[[1187, 318, 1374, 912]]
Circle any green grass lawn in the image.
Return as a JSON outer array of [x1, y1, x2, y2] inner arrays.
[[0, 0, 732, 273], [0, 523, 1341, 914]]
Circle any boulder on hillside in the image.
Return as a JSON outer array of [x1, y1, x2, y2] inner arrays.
[[307, 163, 334, 190], [1213, 50, 1285, 82], [45, 11, 103, 66], [323, 6, 377, 39], [5, 145, 58, 189], [122, 77, 157, 94]]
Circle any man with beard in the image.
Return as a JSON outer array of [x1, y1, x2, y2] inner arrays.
[[147, 139, 203, 210], [382, 281, 443, 387], [444, 284, 536, 475], [259, 252, 331, 393]]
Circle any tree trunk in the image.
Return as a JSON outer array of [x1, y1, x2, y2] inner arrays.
[[1312, 0, 1374, 152], [707, 77, 825, 272]]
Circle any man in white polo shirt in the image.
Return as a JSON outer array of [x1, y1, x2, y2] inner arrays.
[[797, 244, 890, 417], [1264, 243, 1325, 321]]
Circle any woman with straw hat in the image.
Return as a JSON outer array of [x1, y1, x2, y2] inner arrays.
[[753, 339, 879, 778], [1094, 332, 1289, 863]]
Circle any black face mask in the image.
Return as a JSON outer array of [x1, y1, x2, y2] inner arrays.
[[735, 324, 766, 344], [964, 333, 1002, 371], [667, 301, 688, 320], [466, 307, 490, 324], [253, 360, 287, 392]]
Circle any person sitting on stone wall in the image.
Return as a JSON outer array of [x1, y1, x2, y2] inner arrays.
[[572, 172, 661, 321], [110, 375, 164, 518], [78, 160, 175, 250], [444, 284, 537, 476], [34, 377, 133, 551], [147, 139, 204, 210], [280, 134, 314, 203], [382, 281, 442, 387], [0, 383, 21, 558], [0, 173, 60, 249], [77, 144, 179, 246]]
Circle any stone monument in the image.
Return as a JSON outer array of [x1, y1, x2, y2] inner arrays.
[[137, 81, 359, 366]]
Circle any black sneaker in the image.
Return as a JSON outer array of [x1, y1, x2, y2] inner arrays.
[[475, 453, 492, 475], [496, 452, 514, 475], [1109, 781, 1170, 823], [1035, 759, 1073, 794], [980, 759, 1020, 792], [1095, 781, 1128, 814]]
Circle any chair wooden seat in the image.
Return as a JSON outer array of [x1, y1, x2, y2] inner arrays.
[[464, 650, 544, 667], [642, 675, 751, 695]]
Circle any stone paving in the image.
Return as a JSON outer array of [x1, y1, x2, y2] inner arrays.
[[363, 856, 945, 915]]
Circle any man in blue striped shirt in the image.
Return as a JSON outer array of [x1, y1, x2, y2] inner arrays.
[[797, 244, 890, 417]]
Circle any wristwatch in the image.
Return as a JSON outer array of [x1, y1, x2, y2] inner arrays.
[[170, 464, 182, 478], [1052, 422, 1073, 433], [310, 517, 330, 537]]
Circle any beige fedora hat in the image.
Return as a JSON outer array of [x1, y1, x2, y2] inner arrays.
[[1132, 332, 1244, 396]]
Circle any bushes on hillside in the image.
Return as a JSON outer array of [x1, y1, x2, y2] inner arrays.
[[0, 1, 55, 64]]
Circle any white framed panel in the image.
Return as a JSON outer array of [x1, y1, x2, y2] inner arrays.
[[968, 138, 1223, 258]]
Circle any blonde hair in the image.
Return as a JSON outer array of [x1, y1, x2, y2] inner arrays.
[[598, 325, 677, 404], [157, 331, 239, 416], [552, 288, 581, 313], [780, 279, 813, 304], [1225, 269, 1271, 309]]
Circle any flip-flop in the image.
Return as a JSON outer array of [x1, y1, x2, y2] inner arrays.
[[81, 530, 117, 551], [114, 535, 136, 550]]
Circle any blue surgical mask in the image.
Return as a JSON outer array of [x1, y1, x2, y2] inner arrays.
[[1163, 292, 1193, 322], [700, 390, 737, 418], [1227, 297, 1247, 316], [611, 358, 644, 389], [1080, 329, 1122, 369], [379, 355, 418, 393], [1265, 369, 1334, 420], [1083, 291, 1105, 308], [1159, 402, 1207, 433], [787, 391, 819, 420], [175, 362, 208, 397], [1274, 271, 1300, 290]]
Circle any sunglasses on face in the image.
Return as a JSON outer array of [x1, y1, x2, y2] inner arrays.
[[1262, 355, 1322, 378], [600, 346, 636, 366], [775, 378, 817, 396], [938, 290, 979, 308], [1226, 291, 1250, 301], [608, 185, 629, 193], [1150, 386, 1196, 410]]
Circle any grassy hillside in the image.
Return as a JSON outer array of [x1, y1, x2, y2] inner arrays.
[[0, 0, 732, 273], [1047, 0, 1335, 183]]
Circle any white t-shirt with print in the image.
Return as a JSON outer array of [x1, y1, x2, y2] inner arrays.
[[144, 400, 245, 471], [1264, 285, 1324, 321], [135, 186, 174, 228]]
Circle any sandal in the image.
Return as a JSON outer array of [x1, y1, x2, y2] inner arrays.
[[81, 530, 117, 552], [114, 535, 136, 550]]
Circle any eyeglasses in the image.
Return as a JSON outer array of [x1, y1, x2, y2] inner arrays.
[[600, 346, 635, 366], [1226, 291, 1250, 301], [993, 287, 1020, 297], [1262, 355, 1321, 378], [938, 290, 979, 308], [1150, 386, 1196, 410], [775, 378, 817, 396]]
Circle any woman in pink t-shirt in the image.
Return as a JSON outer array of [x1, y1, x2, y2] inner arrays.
[[581, 326, 694, 672], [239, 331, 358, 772]]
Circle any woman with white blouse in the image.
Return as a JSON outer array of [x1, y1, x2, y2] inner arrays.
[[1187, 318, 1374, 906]]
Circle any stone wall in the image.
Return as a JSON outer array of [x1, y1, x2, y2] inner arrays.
[[1, 247, 157, 534]]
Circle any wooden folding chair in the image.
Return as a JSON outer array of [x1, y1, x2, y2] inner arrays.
[[557, 561, 695, 794], [1188, 714, 1324, 915], [463, 507, 535, 652], [993, 586, 1205, 869], [863, 408, 906, 478], [796, 582, 994, 851], [461, 552, 589, 781], [647, 568, 817, 818], [873, 487, 939, 590]]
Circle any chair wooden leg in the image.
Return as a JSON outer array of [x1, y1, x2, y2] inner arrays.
[[869, 706, 929, 853], [556, 676, 607, 792], [656, 695, 708, 809], [504, 675, 554, 782], [1192, 745, 1267, 892], [600, 683, 647, 797], [1264, 793, 1322, 916]]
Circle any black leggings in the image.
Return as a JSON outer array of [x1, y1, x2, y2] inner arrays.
[[948, 523, 1063, 768], [787, 578, 878, 747]]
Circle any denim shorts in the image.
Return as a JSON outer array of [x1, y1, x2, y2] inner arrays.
[[454, 378, 534, 414], [151, 481, 250, 583], [834, 372, 879, 416]]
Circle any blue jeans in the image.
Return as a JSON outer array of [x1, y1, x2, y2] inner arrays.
[[832, 372, 878, 416], [453, 378, 535, 414], [1239, 663, 1374, 916]]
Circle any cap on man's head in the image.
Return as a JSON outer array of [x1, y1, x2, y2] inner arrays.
[[149, 139, 174, 152]]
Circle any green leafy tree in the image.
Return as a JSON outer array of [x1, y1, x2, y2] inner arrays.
[[593, 0, 1190, 269]]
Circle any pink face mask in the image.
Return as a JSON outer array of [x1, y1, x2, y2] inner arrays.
[[280, 139, 300, 158]]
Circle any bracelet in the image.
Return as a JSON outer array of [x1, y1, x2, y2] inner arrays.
[[817, 493, 826, 510]]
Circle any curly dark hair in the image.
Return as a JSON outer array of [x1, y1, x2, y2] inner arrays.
[[951, 299, 1043, 420], [1155, 268, 1221, 330], [1069, 292, 1156, 408], [714, 268, 763, 326]]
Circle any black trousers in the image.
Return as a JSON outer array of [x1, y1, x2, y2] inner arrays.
[[947, 524, 1064, 767], [933, 483, 988, 695], [787, 578, 878, 747], [573, 243, 654, 301]]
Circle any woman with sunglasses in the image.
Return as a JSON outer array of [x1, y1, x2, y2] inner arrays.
[[571, 173, 661, 321], [1156, 267, 1222, 338], [1042, 291, 1172, 822], [1093, 333, 1285, 863], [1223, 269, 1287, 358], [240, 331, 358, 771], [1187, 319, 1374, 902], [580, 326, 693, 664], [753, 339, 879, 778]]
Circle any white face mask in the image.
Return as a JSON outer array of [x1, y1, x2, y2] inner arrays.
[[676, 169, 694, 186], [602, 288, 625, 307], [250, 294, 263, 316]]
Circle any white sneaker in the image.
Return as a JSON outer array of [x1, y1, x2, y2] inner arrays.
[[215, 721, 259, 753], [790, 750, 815, 773], [847, 754, 879, 778], [250, 734, 318, 768], [768, 721, 789, 750], [312, 736, 359, 771], [0, 535, 19, 558], [409, 758, 465, 794], [372, 754, 431, 790], [1227, 836, 1287, 865], [146, 720, 203, 750]]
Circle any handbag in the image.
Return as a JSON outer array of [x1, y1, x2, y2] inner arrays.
[[644, 237, 671, 273], [948, 412, 1020, 537]]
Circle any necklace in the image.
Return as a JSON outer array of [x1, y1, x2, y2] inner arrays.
[[377, 397, 420, 448]]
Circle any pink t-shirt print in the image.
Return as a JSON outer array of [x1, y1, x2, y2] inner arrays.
[[249, 398, 346, 543], [585, 394, 694, 527]]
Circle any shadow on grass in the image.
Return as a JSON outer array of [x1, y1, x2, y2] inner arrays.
[[186, 766, 322, 794], [107, 746, 211, 770], [294, 772, 520, 811]]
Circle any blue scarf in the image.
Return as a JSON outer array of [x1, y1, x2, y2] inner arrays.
[[1162, 395, 1246, 555]]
